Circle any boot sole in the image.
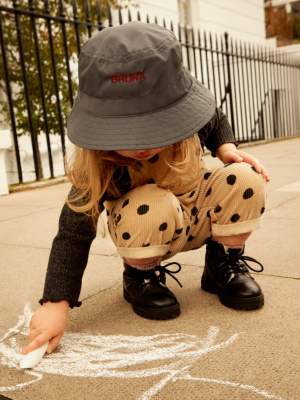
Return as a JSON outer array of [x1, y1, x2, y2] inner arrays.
[[123, 288, 180, 320], [201, 275, 264, 310]]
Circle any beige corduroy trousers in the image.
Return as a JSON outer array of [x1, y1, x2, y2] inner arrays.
[[104, 162, 267, 261]]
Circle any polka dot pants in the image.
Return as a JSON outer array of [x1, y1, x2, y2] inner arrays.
[[104, 162, 267, 261]]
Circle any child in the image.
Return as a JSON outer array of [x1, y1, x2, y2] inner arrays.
[[23, 21, 269, 356]]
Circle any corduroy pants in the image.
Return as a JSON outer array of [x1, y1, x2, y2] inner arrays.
[[104, 162, 267, 261]]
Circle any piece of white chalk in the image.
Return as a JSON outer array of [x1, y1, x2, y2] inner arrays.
[[20, 341, 49, 369]]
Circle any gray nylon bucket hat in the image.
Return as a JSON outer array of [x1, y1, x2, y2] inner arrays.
[[67, 21, 216, 150]]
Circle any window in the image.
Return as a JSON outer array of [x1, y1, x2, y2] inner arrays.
[[291, 1, 300, 14]]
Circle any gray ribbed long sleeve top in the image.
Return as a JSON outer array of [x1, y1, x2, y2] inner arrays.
[[40, 107, 237, 308]]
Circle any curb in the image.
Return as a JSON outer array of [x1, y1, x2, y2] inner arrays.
[[9, 176, 69, 194]]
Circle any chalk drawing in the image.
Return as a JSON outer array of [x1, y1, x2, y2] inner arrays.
[[0, 304, 286, 400]]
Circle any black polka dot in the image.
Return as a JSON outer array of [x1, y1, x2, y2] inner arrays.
[[106, 209, 110, 217], [137, 161, 142, 167], [224, 163, 233, 168], [137, 204, 150, 215], [115, 214, 122, 224], [260, 207, 265, 214], [172, 237, 179, 241], [191, 207, 198, 216], [166, 250, 172, 255], [243, 188, 254, 199], [227, 175, 236, 185], [207, 210, 211, 218], [108, 224, 111, 234], [194, 215, 199, 225], [122, 232, 131, 240], [189, 190, 195, 198], [186, 226, 190, 235], [159, 222, 168, 231], [176, 228, 183, 234], [148, 178, 155, 184], [142, 243, 150, 247], [148, 154, 159, 163], [230, 214, 240, 223], [187, 235, 194, 242], [176, 193, 184, 197], [251, 166, 258, 173], [122, 199, 129, 208], [177, 207, 180, 213], [165, 241, 171, 244], [206, 187, 212, 197], [180, 204, 184, 212], [214, 205, 222, 213], [204, 172, 212, 180]]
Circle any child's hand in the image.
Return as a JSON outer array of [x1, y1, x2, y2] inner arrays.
[[215, 143, 270, 182], [22, 300, 69, 355]]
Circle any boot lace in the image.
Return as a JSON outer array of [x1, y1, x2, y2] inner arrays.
[[134, 262, 182, 288], [157, 262, 183, 287], [218, 254, 264, 276]]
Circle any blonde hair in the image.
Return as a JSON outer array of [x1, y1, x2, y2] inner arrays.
[[65, 133, 200, 226]]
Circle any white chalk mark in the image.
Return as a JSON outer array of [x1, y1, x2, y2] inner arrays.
[[176, 375, 286, 400], [0, 369, 43, 392], [0, 303, 31, 343], [0, 304, 288, 400]]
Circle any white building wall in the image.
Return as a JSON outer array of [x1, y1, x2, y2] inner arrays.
[[135, 0, 179, 28], [113, 0, 179, 28], [191, 0, 267, 44], [118, 1, 269, 45]]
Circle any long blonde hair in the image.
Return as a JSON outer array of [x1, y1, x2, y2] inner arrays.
[[65, 133, 200, 225]]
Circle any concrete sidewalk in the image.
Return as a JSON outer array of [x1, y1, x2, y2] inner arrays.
[[0, 137, 299, 400]]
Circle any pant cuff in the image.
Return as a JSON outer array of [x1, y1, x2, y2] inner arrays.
[[118, 244, 170, 259], [211, 217, 262, 237]]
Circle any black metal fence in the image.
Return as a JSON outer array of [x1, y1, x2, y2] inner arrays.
[[0, 1, 300, 184]]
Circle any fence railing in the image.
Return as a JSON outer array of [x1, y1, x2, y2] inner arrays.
[[0, 1, 300, 185]]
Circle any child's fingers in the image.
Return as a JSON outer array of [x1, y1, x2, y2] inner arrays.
[[22, 332, 52, 355], [250, 159, 270, 182], [28, 329, 39, 343], [48, 335, 63, 354], [251, 158, 262, 172], [234, 154, 243, 162], [261, 164, 270, 181]]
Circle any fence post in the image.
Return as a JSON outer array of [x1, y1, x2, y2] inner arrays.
[[224, 32, 235, 136]]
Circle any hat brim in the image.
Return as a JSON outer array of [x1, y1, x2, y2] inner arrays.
[[67, 75, 216, 151]]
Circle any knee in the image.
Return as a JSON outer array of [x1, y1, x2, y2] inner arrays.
[[228, 162, 267, 191]]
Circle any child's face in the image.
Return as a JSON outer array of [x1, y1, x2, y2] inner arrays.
[[115, 146, 167, 161]]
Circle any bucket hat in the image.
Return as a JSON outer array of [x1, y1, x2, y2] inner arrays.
[[67, 21, 216, 150]]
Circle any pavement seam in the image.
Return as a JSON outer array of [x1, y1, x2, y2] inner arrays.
[[0, 242, 51, 250], [80, 282, 122, 303], [176, 263, 300, 280], [264, 193, 300, 212], [0, 207, 57, 223]]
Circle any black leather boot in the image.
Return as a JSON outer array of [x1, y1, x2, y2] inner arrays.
[[201, 238, 264, 310], [123, 262, 182, 320]]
